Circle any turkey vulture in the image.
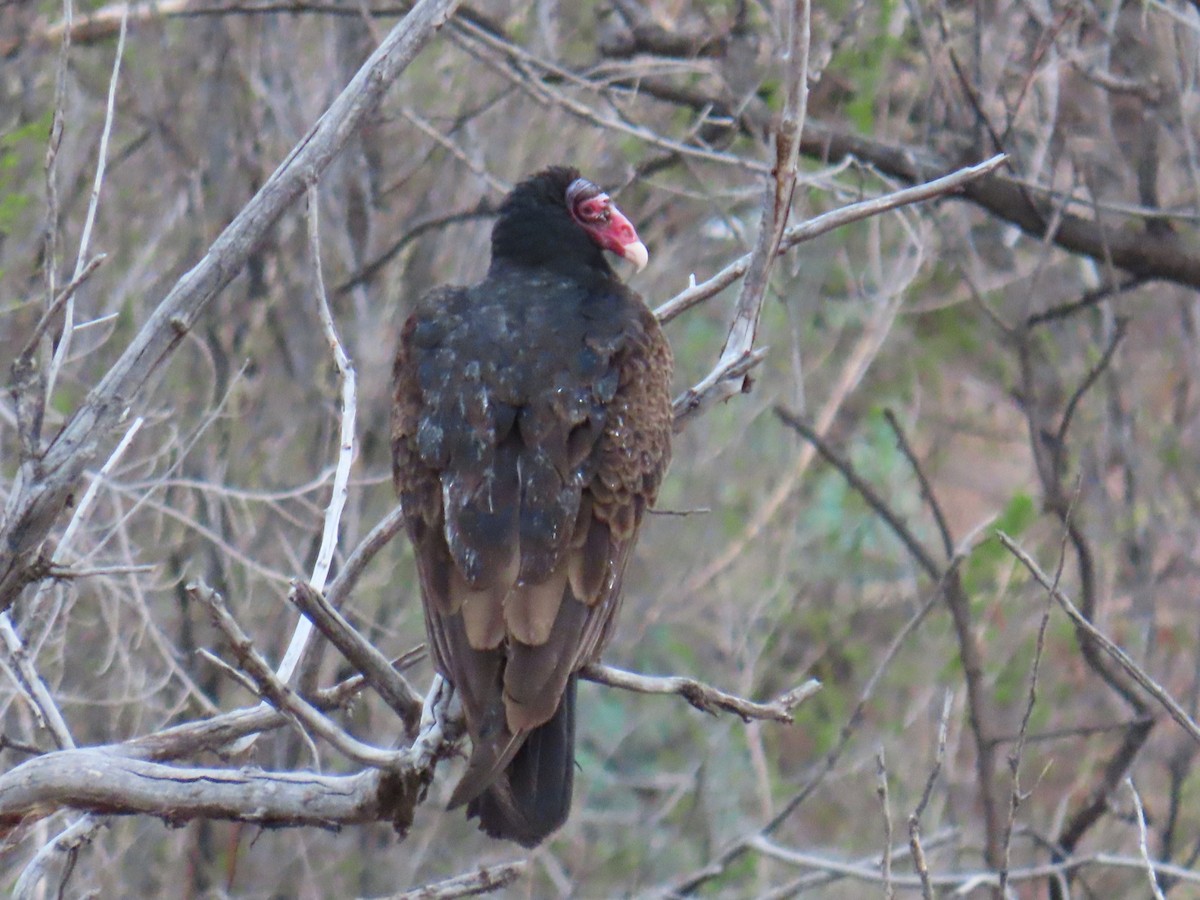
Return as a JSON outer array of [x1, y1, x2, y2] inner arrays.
[[391, 167, 673, 846]]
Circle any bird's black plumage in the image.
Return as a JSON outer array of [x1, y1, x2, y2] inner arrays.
[[391, 167, 671, 845]]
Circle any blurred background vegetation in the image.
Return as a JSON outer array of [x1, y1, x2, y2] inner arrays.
[[4, 0, 1200, 896]]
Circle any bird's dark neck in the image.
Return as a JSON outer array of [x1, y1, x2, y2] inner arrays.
[[489, 205, 616, 283], [487, 255, 617, 288]]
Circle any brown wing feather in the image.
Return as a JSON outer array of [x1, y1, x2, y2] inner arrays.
[[392, 277, 672, 810]]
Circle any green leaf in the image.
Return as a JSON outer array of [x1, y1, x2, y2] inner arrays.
[[964, 492, 1037, 592]]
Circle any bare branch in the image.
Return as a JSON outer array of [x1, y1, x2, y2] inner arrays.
[[999, 588, 1053, 896], [741, 836, 1200, 892], [14, 254, 107, 368], [0, 750, 385, 829], [883, 409, 954, 562], [44, 3, 128, 408], [110, 653, 421, 763], [908, 692, 951, 900], [1127, 777, 1168, 900], [707, 0, 810, 395], [377, 861, 527, 900], [582, 663, 820, 724], [0, 672, 461, 831], [999, 533, 1198, 743], [192, 582, 403, 769], [0, 616, 75, 750], [0, 0, 462, 613], [799, 122, 1200, 291], [266, 178, 362, 715], [876, 750, 894, 900], [773, 407, 941, 579], [654, 153, 1008, 324], [671, 347, 768, 429], [449, 17, 769, 174], [289, 580, 423, 733], [12, 815, 103, 900]]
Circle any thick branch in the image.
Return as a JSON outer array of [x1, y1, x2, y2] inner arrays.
[[0, 676, 461, 830], [0, 750, 384, 829]]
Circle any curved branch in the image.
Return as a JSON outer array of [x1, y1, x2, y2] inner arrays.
[[582, 663, 820, 723]]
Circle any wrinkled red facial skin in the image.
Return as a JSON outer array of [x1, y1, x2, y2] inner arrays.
[[567, 179, 641, 258]]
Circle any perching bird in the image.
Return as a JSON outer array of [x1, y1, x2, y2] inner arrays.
[[391, 167, 673, 846]]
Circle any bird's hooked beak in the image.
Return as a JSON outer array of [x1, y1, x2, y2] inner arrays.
[[602, 201, 649, 273], [568, 178, 649, 272], [619, 234, 649, 272]]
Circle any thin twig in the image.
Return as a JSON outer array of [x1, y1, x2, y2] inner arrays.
[[883, 409, 954, 562], [191, 582, 403, 769], [18, 415, 144, 652], [1026, 275, 1147, 327], [12, 815, 102, 900], [774, 407, 941, 578], [45, 3, 128, 407], [197, 648, 264, 698], [268, 180, 361, 699], [15, 255, 107, 366], [877, 749, 895, 900], [375, 860, 527, 900], [324, 504, 408, 610], [1054, 319, 1127, 457], [582, 663, 819, 724], [909, 691, 951, 900], [654, 153, 1008, 324], [1127, 776, 1168, 900], [999, 586, 1053, 896], [999, 532, 1200, 745]]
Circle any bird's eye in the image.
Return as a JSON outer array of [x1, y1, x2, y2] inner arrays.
[[575, 195, 611, 224]]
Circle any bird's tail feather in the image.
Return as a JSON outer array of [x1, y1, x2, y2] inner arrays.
[[465, 675, 577, 847]]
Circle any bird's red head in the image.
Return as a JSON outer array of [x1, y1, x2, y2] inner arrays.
[[490, 167, 649, 277], [565, 177, 649, 272]]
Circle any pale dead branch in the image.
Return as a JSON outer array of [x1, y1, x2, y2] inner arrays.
[[582, 663, 820, 724], [373, 860, 527, 900]]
